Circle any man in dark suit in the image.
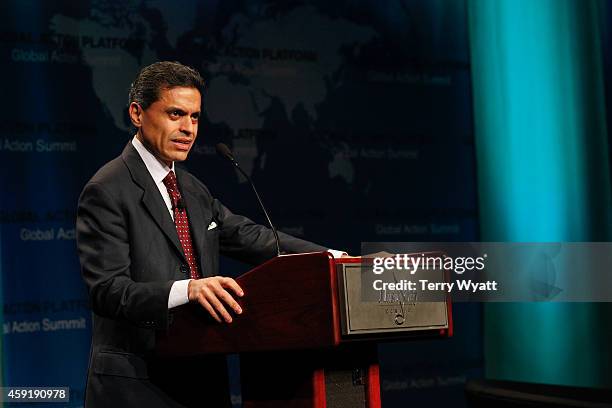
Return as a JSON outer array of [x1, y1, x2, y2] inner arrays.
[[76, 61, 338, 407]]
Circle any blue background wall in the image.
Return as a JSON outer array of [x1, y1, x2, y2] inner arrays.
[[469, 0, 612, 389], [0, 1, 479, 407]]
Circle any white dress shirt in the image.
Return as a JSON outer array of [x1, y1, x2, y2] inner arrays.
[[132, 136, 191, 308], [132, 136, 347, 310]]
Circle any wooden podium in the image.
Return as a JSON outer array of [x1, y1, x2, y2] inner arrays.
[[156, 252, 452, 408]]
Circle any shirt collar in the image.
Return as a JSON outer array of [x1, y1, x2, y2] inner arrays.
[[131, 136, 174, 184]]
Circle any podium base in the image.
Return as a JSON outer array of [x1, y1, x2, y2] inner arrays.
[[241, 345, 381, 408]]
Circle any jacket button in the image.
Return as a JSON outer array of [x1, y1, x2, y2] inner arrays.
[[180, 264, 189, 276]]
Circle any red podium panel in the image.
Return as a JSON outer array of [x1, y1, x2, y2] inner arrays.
[[156, 252, 452, 407]]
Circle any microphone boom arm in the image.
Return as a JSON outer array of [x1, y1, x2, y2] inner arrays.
[[216, 143, 281, 257]]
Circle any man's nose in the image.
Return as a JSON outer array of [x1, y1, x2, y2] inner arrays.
[[180, 117, 196, 136]]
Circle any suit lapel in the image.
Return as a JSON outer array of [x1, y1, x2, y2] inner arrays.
[[121, 143, 186, 261]]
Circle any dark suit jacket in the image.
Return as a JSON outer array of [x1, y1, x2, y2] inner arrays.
[[76, 143, 326, 407]]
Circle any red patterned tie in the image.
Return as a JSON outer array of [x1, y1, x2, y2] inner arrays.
[[162, 170, 201, 279]]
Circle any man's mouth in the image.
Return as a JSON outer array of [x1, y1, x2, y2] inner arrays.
[[171, 139, 192, 151]]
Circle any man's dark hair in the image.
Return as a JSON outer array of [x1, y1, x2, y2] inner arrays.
[[128, 61, 205, 109]]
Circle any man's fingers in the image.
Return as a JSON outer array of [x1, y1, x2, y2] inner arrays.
[[204, 290, 233, 323], [198, 296, 221, 323], [190, 277, 245, 322], [213, 286, 243, 315], [220, 277, 244, 297]]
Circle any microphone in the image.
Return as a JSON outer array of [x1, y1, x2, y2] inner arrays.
[[216, 143, 235, 162], [176, 197, 185, 210], [216, 142, 281, 256]]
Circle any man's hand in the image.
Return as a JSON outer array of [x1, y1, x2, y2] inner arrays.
[[188, 277, 244, 323]]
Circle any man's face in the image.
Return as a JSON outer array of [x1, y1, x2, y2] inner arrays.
[[129, 86, 201, 165]]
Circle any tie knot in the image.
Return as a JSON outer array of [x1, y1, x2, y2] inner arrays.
[[163, 170, 178, 191]]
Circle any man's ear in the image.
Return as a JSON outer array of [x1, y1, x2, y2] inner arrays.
[[128, 102, 143, 127]]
